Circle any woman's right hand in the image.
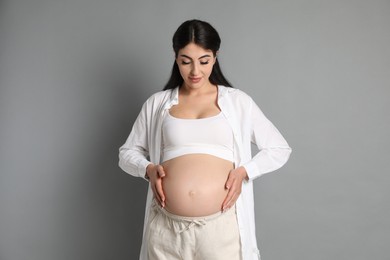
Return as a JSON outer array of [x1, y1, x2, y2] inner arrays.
[[146, 164, 166, 208]]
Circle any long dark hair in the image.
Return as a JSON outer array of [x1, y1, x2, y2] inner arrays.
[[163, 19, 233, 90]]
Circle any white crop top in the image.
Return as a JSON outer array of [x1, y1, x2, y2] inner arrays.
[[161, 112, 234, 163]]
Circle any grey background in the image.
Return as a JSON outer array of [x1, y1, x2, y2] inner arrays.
[[1, 0, 389, 260]]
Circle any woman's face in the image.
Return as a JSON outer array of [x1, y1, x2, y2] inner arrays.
[[176, 42, 216, 90]]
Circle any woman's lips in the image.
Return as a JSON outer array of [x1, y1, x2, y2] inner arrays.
[[189, 77, 201, 83]]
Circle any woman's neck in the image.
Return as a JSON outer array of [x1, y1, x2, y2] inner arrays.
[[180, 82, 217, 97]]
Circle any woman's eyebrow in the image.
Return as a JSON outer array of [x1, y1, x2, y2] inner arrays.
[[180, 54, 212, 59]]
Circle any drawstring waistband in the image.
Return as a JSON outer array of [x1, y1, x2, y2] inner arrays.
[[177, 219, 207, 233], [151, 199, 235, 234]]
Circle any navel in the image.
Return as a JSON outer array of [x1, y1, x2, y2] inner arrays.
[[188, 190, 196, 197]]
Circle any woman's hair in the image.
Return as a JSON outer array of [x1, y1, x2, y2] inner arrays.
[[163, 19, 233, 90]]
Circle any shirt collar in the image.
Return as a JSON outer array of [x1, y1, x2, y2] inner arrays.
[[162, 87, 179, 110], [164, 85, 232, 110]]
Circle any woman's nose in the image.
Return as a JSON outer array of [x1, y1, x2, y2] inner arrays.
[[191, 63, 199, 75]]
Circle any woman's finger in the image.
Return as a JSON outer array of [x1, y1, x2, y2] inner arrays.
[[222, 180, 237, 210], [155, 179, 165, 207], [222, 170, 245, 211], [147, 164, 166, 207], [156, 165, 166, 178], [225, 171, 236, 190]]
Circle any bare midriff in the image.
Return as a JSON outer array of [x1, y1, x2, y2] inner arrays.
[[161, 154, 234, 217]]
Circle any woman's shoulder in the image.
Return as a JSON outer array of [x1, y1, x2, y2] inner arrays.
[[144, 88, 176, 105], [219, 85, 254, 103]]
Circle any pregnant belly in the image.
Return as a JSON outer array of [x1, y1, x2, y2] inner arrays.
[[161, 154, 234, 217]]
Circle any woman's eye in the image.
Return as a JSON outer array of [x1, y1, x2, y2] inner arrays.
[[200, 61, 209, 65], [181, 61, 191, 65]]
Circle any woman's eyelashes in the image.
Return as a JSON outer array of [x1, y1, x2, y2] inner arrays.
[[181, 60, 210, 65]]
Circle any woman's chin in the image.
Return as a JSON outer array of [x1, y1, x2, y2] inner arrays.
[[183, 79, 208, 89]]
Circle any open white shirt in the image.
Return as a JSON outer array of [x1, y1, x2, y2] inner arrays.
[[119, 85, 292, 260]]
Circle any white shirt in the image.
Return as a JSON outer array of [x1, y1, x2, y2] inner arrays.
[[118, 85, 292, 260]]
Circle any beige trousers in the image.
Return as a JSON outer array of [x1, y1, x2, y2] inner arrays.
[[147, 199, 242, 260]]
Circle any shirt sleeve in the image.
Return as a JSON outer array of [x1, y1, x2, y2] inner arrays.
[[118, 101, 151, 181], [242, 98, 292, 181]]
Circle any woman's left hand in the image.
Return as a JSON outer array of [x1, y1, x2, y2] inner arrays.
[[222, 166, 248, 211]]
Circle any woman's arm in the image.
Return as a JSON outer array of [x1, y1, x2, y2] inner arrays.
[[118, 99, 167, 206], [118, 101, 152, 181], [242, 98, 292, 181]]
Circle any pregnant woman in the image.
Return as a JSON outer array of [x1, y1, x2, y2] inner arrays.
[[118, 19, 292, 260]]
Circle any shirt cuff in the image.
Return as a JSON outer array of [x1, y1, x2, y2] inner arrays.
[[138, 159, 152, 181], [242, 161, 259, 181]]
